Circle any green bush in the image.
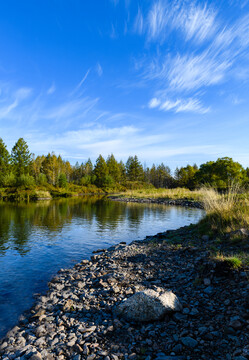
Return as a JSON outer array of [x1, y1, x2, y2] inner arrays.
[[1, 173, 16, 187], [58, 173, 67, 188], [17, 174, 35, 187], [36, 173, 47, 185]]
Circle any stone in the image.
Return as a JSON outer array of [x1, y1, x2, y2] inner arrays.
[[229, 320, 243, 330], [115, 289, 182, 322], [30, 353, 43, 360], [181, 337, 198, 348], [63, 299, 74, 311], [172, 344, 183, 353], [203, 278, 211, 286]]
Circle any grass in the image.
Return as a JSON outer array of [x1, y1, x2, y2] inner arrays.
[[118, 187, 206, 201], [213, 253, 243, 269], [198, 185, 249, 236]]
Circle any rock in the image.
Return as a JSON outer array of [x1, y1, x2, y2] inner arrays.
[[30, 353, 43, 360], [229, 320, 243, 330], [172, 344, 183, 353], [63, 299, 74, 311], [203, 278, 211, 286], [115, 289, 182, 322], [181, 337, 198, 348], [204, 286, 213, 294], [201, 235, 209, 241]]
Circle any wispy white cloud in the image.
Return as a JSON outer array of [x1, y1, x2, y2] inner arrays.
[[143, 51, 231, 92], [148, 97, 161, 109], [134, 0, 249, 110], [0, 86, 32, 119], [133, 8, 144, 34], [47, 83, 56, 95], [44, 98, 99, 122], [149, 97, 209, 114], [110, 23, 118, 39], [70, 69, 91, 96], [96, 63, 103, 77], [176, 4, 217, 43], [27, 122, 218, 162], [147, 1, 167, 40], [167, 53, 231, 91], [142, 1, 217, 44]]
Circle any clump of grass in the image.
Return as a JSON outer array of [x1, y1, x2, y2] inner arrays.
[[214, 254, 242, 270], [198, 184, 249, 235]]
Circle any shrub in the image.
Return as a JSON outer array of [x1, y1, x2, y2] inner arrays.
[[36, 173, 47, 185], [1, 173, 16, 187], [17, 174, 35, 187], [58, 173, 67, 188]]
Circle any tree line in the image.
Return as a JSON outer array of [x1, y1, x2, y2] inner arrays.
[[0, 137, 249, 190]]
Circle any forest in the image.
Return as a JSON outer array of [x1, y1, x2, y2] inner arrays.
[[0, 137, 249, 196]]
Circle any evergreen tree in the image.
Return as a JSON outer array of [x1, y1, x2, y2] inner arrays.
[[93, 155, 108, 187], [11, 138, 31, 176], [106, 154, 121, 183], [175, 164, 198, 189], [126, 155, 144, 181], [58, 173, 67, 188], [42, 152, 59, 185], [0, 138, 10, 179]]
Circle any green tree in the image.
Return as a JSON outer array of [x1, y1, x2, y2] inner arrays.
[[42, 152, 59, 185], [195, 157, 246, 189], [11, 138, 32, 177], [0, 138, 10, 184], [175, 164, 198, 189], [93, 155, 109, 187], [106, 154, 121, 184], [58, 173, 67, 188], [126, 155, 144, 181]]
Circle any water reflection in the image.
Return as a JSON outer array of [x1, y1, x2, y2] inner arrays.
[[0, 196, 204, 337]]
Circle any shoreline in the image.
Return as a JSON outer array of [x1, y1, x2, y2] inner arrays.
[[1, 219, 249, 359], [108, 196, 204, 209]]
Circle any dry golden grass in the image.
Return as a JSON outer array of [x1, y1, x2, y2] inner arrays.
[[199, 184, 249, 234], [119, 187, 205, 201]]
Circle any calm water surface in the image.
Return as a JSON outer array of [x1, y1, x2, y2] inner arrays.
[[0, 196, 204, 337]]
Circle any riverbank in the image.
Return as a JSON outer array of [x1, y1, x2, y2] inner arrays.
[[0, 186, 105, 202], [108, 195, 203, 209], [1, 223, 249, 360]]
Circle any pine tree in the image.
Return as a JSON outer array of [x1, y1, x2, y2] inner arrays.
[[93, 155, 108, 187], [126, 155, 144, 181], [106, 154, 121, 183], [11, 138, 31, 176], [0, 138, 10, 175]]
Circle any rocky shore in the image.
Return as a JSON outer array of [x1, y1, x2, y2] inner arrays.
[[108, 196, 203, 209], [1, 224, 249, 360]]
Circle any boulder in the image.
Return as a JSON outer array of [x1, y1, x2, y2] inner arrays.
[[115, 288, 182, 322]]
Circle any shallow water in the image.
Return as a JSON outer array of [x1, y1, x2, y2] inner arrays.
[[0, 196, 204, 337]]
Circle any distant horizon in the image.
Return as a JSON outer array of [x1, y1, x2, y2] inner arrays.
[[0, 0, 249, 168], [2, 136, 248, 173]]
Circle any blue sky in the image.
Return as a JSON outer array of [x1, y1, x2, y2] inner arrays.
[[0, 0, 249, 169]]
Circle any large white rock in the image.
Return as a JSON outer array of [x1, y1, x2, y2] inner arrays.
[[115, 288, 182, 322]]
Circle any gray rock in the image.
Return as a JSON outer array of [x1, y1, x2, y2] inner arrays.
[[181, 337, 198, 348], [172, 344, 183, 353], [30, 353, 43, 360], [115, 289, 182, 322]]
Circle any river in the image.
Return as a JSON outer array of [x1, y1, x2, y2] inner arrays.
[[0, 196, 204, 337]]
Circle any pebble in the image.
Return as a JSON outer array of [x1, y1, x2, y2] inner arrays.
[[0, 223, 248, 360]]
